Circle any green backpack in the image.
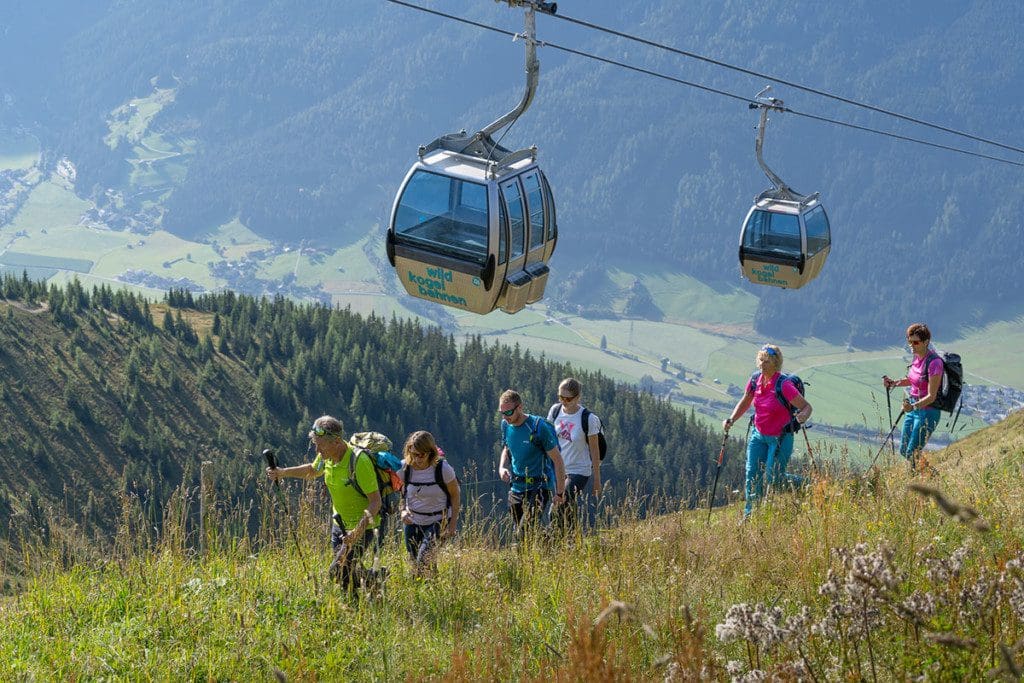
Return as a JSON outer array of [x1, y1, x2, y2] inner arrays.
[[347, 431, 403, 497]]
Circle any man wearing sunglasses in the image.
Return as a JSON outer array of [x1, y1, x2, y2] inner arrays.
[[497, 389, 566, 537], [267, 415, 382, 591]]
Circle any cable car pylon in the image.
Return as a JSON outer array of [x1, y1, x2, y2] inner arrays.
[[387, 0, 559, 315]]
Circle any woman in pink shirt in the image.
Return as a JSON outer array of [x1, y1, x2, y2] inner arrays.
[[723, 344, 813, 517], [882, 323, 943, 469]]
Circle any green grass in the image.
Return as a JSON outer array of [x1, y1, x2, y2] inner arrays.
[[204, 218, 273, 259], [0, 252, 92, 272], [104, 87, 177, 149], [1, 180, 91, 238], [92, 230, 225, 288], [3, 411, 1024, 679]]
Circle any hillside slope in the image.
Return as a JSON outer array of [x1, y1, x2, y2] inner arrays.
[[0, 279, 744, 544], [1, 397, 1021, 678]]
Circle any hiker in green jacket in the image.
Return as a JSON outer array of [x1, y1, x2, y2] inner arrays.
[[267, 415, 381, 591]]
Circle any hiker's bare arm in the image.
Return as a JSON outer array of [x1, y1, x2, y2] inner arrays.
[[548, 447, 566, 498], [344, 492, 382, 545], [588, 433, 601, 495], [445, 480, 461, 535], [498, 447, 511, 483], [723, 393, 754, 432], [266, 463, 317, 481], [366, 490, 382, 517], [883, 375, 909, 389], [790, 394, 812, 423], [907, 373, 942, 410]]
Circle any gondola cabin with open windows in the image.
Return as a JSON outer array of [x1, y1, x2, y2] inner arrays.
[[739, 193, 831, 289], [386, 134, 557, 314]]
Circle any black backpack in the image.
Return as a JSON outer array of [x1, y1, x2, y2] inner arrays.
[[547, 404, 608, 461], [749, 371, 807, 434], [923, 351, 965, 431], [923, 351, 963, 412]]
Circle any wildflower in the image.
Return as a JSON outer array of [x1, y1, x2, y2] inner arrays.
[[924, 544, 970, 584], [715, 603, 788, 650], [900, 590, 938, 621], [958, 568, 997, 623]]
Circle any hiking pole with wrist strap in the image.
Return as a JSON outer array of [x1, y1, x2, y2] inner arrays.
[[707, 431, 730, 524], [867, 410, 906, 471], [884, 382, 896, 457], [262, 449, 312, 582], [801, 425, 819, 475]]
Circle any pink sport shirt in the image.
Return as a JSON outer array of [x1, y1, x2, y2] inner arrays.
[[745, 372, 802, 437], [908, 351, 943, 399]]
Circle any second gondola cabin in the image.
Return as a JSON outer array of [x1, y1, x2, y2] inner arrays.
[[386, 132, 557, 315], [738, 193, 831, 289]]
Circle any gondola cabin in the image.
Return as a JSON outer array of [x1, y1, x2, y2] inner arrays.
[[386, 135, 557, 315], [738, 193, 831, 289]]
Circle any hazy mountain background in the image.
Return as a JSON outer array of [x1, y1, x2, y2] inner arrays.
[[2, 0, 1022, 345]]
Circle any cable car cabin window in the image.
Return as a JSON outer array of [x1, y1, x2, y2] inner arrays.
[[743, 210, 801, 256], [541, 172, 557, 242], [393, 170, 490, 265], [502, 180, 526, 260], [803, 205, 830, 256], [522, 172, 546, 250], [498, 194, 508, 265]]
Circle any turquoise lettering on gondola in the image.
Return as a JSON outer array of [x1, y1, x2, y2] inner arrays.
[[406, 267, 468, 307], [416, 287, 468, 306], [426, 266, 454, 282], [749, 263, 791, 287]]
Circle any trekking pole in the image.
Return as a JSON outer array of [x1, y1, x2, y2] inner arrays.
[[801, 426, 819, 475], [262, 449, 312, 582], [867, 410, 906, 471], [706, 431, 730, 524], [884, 381, 896, 457]]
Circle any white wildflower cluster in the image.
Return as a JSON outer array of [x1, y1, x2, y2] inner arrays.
[[837, 542, 903, 597], [999, 554, 1024, 622], [900, 590, 938, 620], [958, 567, 998, 623], [811, 543, 901, 638], [715, 603, 814, 681], [921, 543, 970, 584], [715, 603, 787, 650]]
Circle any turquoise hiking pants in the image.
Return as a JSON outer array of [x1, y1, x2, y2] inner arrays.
[[744, 427, 804, 516], [899, 407, 940, 469]]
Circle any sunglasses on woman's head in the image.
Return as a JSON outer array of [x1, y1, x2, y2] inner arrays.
[[760, 345, 778, 356]]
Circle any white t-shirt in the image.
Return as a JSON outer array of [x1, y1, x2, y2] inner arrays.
[[398, 460, 457, 525], [550, 406, 601, 476]]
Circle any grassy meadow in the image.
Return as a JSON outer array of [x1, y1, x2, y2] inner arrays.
[[3, 410, 1023, 680]]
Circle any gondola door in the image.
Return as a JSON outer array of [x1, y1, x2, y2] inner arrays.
[[520, 170, 552, 303], [497, 176, 532, 313]]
